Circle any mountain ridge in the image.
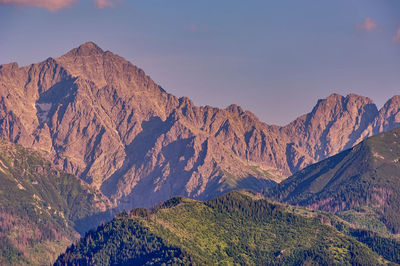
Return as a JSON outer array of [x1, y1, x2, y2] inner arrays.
[[0, 42, 399, 209]]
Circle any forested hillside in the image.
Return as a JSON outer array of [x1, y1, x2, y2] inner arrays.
[[56, 191, 394, 265], [0, 139, 111, 265]]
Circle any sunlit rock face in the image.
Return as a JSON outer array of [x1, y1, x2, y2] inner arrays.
[[0, 42, 399, 208]]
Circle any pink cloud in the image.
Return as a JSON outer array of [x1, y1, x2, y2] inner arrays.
[[0, 0, 77, 11], [0, 0, 120, 10], [94, 0, 120, 9], [186, 24, 209, 33], [187, 24, 198, 32], [356, 17, 378, 32], [393, 27, 400, 43]]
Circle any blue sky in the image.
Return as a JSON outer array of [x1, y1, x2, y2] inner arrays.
[[1, 0, 399, 125]]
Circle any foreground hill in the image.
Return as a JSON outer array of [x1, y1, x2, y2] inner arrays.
[[1, 42, 399, 208], [0, 139, 111, 265], [55, 191, 395, 265], [267, 127, 400, 234]]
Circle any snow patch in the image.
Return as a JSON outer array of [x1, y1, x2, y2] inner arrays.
[[36, 102, 52, 123], [373, 152, 385, 160]]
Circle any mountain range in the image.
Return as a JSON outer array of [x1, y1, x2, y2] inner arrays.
[[1, 42, 399, 209], [1, 42, 400, 265]]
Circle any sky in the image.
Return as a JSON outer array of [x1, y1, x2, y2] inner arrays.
[[0, 0, 399, 126]]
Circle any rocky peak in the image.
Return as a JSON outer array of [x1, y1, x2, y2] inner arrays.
[[0, 62, 22, 85], [343, 93, 376, 113], [309, 93, 376, 123], [310, 93, 375, 118], [381, 95, 400, 115], [65, 41, 105, 57], [283, 93, 379, 164], [346, 93, 374, 103], [225, 104, 244, 116], [325, 92, 343, 101], [0, 62, 19, 71], [178, 96, 193, 107], [370, 95, 400, 133], [311, 93, 344, 116], [55, 42, 158, 91]]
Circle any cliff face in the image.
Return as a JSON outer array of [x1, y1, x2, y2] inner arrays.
[[281, 93, 379, 172], [0, 42, 399, 208], [369, 95, 400, 135]]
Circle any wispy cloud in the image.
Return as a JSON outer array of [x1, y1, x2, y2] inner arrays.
[[187, 24, 198, 32], [393, 27, 400, 43], [186, 24, 209, 33], [94, 0, 120, 9], [0, 0, 77, 11], [0, 0, 120, 11], [355, 17, 378, 32]]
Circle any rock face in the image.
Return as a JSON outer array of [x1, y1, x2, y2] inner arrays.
[[0, 42, 399, 208], [369, 95, 400, 135], [282, 93, 379, 172]]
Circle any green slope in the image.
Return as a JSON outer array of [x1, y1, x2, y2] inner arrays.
[[0, 139, 111, 265], [266, 126, 400, 235], [55, 191, 391, 265]]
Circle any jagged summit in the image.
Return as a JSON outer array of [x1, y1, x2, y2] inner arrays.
[[346, 92, 374, 101], [225, 104, 244, 115], [0, 61, 19, 69], [54, 41, 161, 90], [64, 41, 105, 57], [324, 92, 343, 101], [317, 93, 375, 106]]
